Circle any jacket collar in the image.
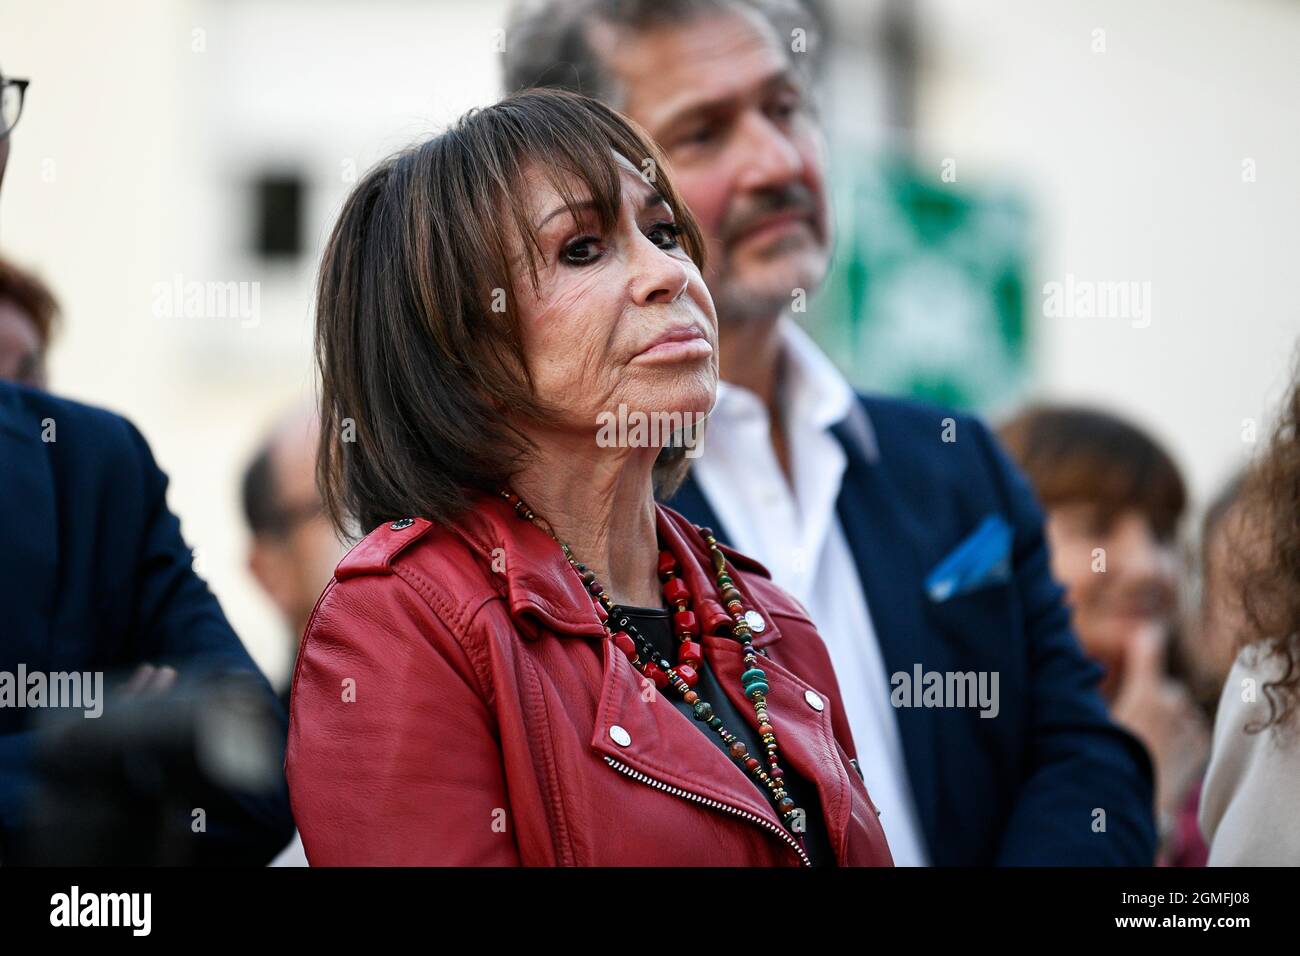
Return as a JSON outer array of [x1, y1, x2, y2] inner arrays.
[[448, 491, 606, 640], [449, 491, 783, 649]]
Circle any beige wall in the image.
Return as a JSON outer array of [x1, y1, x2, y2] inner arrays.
[[915, 0, 1299, 499]]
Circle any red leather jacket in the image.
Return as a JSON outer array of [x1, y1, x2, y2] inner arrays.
[[285, 492, 894, 866]]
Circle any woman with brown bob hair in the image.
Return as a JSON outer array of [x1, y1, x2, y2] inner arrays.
[[998, 405, 1209, 864], [285, 88, 893, 866]]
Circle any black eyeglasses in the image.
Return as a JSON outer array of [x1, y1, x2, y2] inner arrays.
[[1, 76, 30, 137]]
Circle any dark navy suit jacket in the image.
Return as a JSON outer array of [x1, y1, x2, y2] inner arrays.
[[664, 392, 1156, 865], [0, 380, 294, 863]]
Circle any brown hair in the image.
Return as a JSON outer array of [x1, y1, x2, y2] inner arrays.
[[1231, 361, 1300, 731], [0, 255, 60, 347], [502, 0, 826, 106], [998, 404, 1187, 541], [314, 88, 706, 536]]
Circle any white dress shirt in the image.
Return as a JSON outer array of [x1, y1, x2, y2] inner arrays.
[[692, 316, 930, 865]]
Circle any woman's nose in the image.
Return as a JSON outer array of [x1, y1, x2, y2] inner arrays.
[[629, 237, 690, 307], [1108, 517, 1174, 584]]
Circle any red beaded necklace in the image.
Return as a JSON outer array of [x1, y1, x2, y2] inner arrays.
[[501, 489, 808, 839]]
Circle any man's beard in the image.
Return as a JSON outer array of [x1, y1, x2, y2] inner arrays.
[[708, 248, 829, 326], [711, 182, 829, 325], [710, 274, 785, 326]]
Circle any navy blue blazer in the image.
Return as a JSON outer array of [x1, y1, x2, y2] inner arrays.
[[664, 392, 1156, 865], [0, 380, 294, 862]]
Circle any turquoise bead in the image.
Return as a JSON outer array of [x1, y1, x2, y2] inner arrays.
[[746, 681, 770, 698], [741, 668, 767, 684]]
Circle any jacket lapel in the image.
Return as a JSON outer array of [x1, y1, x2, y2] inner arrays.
[[587, 509, 797, 845], [831, 408, 940, 858], [0, 386, 58, 684], [661, 471, 731, 545], [587, 633, 793, 835], [657, 510, 855, 863]]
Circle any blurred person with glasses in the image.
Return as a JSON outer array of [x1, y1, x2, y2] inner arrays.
[[0, 71, 29, 192], [242, 406, 349, 714]]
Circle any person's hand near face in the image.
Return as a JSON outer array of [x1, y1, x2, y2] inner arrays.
[[1110, 626, 1210, 838]]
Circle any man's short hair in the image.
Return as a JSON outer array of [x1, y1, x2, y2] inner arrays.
[[242, 441, 281, 537], [502, 0, 826, 106]]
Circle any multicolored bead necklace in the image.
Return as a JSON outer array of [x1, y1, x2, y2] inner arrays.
[[501, 489, 808, 838]]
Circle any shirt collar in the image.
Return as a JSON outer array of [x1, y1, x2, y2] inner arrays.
[[710, 315, 876, 461]]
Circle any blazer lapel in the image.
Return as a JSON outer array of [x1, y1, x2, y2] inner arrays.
[[830, 408, 941, 858], [661, 471, 732, 545], [0, 386, 58, 682]]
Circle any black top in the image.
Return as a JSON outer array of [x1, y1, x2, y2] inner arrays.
[[621, 605, 835, 866]]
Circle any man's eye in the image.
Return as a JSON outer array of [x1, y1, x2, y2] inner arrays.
[[646, 222, 681, 249], [682, 125, 717, 146], [769, 94, 801, 123], [561, 237, 602, 265]]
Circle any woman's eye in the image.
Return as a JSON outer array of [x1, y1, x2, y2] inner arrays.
[[646, 221, 681, 250], [1086, 514, 1115, 538], [561, 236, 602, 266]]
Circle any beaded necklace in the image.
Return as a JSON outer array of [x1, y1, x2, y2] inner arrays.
[[501, 489, 808, 840]]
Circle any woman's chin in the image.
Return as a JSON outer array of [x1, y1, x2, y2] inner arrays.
[[623, 368, 716, 417]]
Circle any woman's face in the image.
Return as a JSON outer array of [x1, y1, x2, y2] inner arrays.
[[1045, 503, 1179, 689], [509, 158, 718, 444]]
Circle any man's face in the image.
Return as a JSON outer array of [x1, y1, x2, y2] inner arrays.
[[596, 9, 831, 325], [248, 417, 348, 644]]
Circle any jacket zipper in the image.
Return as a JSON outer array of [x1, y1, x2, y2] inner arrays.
[[603, 755, 812, 867]]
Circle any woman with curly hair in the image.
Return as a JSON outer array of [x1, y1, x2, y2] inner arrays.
[[1200, 359, 1300, 864]]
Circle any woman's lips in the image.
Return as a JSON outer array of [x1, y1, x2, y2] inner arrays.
[[633, 327, 713, 364]]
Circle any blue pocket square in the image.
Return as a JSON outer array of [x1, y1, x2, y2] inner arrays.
[[925, 515, 1012, 602]]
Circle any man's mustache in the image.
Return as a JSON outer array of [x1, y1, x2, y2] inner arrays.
[[719, 184, 820, 245]]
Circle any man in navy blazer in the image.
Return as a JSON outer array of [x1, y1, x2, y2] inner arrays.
[[0, 379, 296, 863], [504, 0, 1156, 864], [0, 64, 292, 864], [667, 393, 1156, 864]]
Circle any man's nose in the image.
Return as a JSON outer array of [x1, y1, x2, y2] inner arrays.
[[733, 109, 805, 193]]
